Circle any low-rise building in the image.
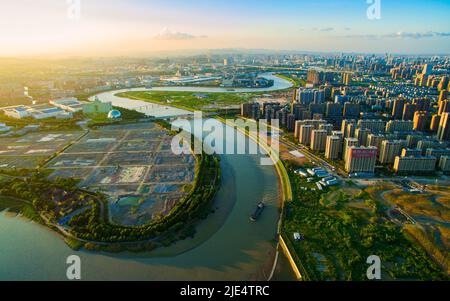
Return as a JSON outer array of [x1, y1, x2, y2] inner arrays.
[[83, 98, 113, 115], [32, 107, 72, 119], [320, 176, 339, 187], [3, 106, 32, 119], [50, 98, 85, 113], [0, 123, 12, 132], [3, 105, 71, 120]]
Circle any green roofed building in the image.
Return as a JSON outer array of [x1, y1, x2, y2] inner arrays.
[[83, 97, 112, 115]]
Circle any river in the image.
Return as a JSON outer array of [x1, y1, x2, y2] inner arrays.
[[89, 73, 293, 118], [0, 74, 295, 281]]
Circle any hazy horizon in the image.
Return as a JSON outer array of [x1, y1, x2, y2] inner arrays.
[[2, 48, 450, 61]]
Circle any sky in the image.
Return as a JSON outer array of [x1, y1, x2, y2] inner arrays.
[[1, 0, 449, 57]]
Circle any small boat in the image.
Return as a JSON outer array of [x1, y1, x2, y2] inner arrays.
[[250, 202, 265, 222]]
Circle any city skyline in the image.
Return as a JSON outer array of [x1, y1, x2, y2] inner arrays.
[[1, 0, 450, 57]]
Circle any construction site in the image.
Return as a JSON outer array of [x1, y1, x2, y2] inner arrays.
[[47, 122, 196, 226], [0, 131, 83, 169]]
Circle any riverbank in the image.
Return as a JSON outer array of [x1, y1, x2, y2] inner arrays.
[[218, 117, 296, 281], [0, 117, 222, 254], [98, 85, 297, 280], [101, 87, 295, 279], [0, 81, 289, 280]]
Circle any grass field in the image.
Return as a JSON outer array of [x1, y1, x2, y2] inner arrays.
[[320, 186, 362, 207], [275, 74, 306, 88], [0, 196, 41, 221], [116, 91, 264, 111], [383, 190, 450, 222], [281, 164, 448, 280]]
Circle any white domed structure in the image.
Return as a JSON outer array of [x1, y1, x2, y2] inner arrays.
[[107, 109, 122, 119]]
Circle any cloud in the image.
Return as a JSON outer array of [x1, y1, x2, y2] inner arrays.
[[312, 27, 334, 32], [154, 27, 207, 40], [386, 31, 434, 39], [344, 31, 450, 40], [436, 32, 450, 37], [344, 27, 351, 31]]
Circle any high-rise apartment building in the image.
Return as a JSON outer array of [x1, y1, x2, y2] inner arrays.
[[402, 103, 416, 121], [341, 119, 356, 137], [438, 90, 448, 104], [386, 120, 414, 133], [438, 76, 449, 91], [313, 90, 325, 104], [413, 111, 429, 132], [325, 136, 342, 160], [437, 113, 450, 141], [299, 125, 314, 145], [343, 103, 360, 119], [342, 72, 351, 86], [241, 102, 260, 120], [287, 114, 296, 132], [393, 156, 436, 174], [345, 146, 378, 174], [367, 134, 385, 155], [401, 148, 422, 157], [310, 130, 327, 152], [357, 119, 386, 133], [430, 114, 441, 132], [355, 128, 371, 146], [413, 98, 431, 111], [319, 123, 334, 135], [439, 156, 450, 174], [438, 100, 450, 116], [343, 137, 359, 161], [379, 140, 404, 164], [392, 98, 405, 120]]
